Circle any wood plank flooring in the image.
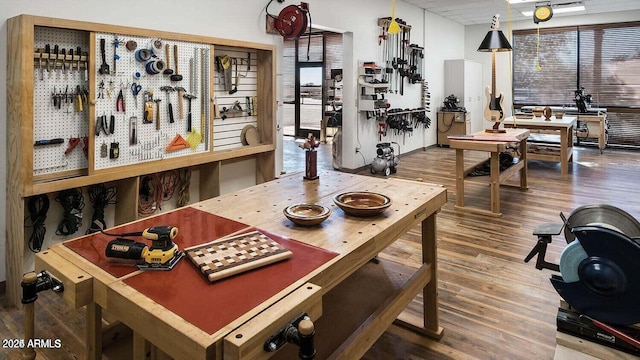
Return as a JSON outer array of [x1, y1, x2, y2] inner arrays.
[[2, 142, 639, 359]]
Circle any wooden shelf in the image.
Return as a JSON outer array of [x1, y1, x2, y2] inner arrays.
[[271, 258, 431, 359]]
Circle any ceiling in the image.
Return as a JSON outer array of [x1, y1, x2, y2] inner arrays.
[[401, 0, 640, 25]]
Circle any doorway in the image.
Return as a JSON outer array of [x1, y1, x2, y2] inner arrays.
[[282, 32, 343, 138], [296, 63, 323, 138]]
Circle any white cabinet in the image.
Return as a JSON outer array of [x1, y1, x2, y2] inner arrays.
[[444, 60, 483, 133]]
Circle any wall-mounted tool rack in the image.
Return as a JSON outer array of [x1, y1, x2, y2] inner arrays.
[[6, 14, 276, 307]]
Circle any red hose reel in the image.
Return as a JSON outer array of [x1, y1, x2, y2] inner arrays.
[[275, 2, 309, 39]]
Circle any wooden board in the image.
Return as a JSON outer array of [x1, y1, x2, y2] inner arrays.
[[185, 230, 293, 282], [448, 128, 530, 142]]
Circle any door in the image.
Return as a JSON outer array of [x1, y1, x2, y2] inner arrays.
[[296, 63, 324, 138]]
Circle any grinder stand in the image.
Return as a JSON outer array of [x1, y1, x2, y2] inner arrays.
[[524, 222, 563, 271]]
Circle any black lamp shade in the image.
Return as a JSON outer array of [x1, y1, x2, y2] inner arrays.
[[477, 30, 512, 52]]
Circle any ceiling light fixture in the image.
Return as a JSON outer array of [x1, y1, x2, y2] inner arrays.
[[522, 5, 585, 17]]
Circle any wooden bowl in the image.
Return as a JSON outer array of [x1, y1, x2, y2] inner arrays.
[[532, 108, 544, 117], [283, 203, 331, 226], [555, 112, 564, 119], [333, 192, 392, 217]]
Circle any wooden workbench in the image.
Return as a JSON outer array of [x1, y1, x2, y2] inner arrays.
[[503, 116, 576, 175], [35, 171, 447, 359], [448, 129, 529, 217]]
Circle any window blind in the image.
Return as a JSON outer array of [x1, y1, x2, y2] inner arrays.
[[513, 22, 640, 147]]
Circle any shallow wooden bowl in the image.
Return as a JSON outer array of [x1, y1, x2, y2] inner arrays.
[[333, 192, 392, 217], [283, 203, 331, 226]]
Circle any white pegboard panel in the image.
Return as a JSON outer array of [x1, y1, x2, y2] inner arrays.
[[213, 47, 258, 151], [93, 33, 211, 170], [33, 27, 90, 176]]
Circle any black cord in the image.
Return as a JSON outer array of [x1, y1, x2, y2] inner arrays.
[[86, 184, 117, 234], [55, 188, 84, 236], [25, 194, 49, 252]]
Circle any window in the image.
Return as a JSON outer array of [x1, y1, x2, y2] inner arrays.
[[513, 22, 640, 147]]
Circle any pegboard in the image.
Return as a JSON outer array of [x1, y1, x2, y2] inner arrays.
[[33, 27, 90, 176], [93, 32, 211, 170], [212, 46, 259, 151]]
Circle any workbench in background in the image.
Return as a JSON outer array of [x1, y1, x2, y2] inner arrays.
[[448, 129, 529, 217], [35, 172, 447, 359], [504, 116, 576, 175]]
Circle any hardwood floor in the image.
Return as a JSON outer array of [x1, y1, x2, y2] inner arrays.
[[2, 142, 638, 359]]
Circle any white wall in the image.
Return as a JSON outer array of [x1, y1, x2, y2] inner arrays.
[[464, 9, 640, 130], [1, 0, 464, 283]]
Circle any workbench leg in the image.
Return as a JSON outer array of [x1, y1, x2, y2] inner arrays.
[[422, 213, 443, 339], [490, 152, 500, 215], [520, 138, 528, 190], [86, 303, 102, 360], [455, 149, 465, 208], [560, 129, 568, 175], [132, 332, 149, 359]]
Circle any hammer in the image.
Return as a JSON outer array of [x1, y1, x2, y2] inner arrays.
[[175, 86, 187, 120], [183, 94, 197, 132], [154, 98, 162, 130], [160, 86, 175, 123]]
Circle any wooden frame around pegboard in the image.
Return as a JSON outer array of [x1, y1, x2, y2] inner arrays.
[[6, 14, 276, 308]]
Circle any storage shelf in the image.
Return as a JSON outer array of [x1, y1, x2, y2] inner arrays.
[[272, 258, 431, 359]]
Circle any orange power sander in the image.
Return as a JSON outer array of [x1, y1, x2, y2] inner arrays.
[[104, 225, 184, 270]]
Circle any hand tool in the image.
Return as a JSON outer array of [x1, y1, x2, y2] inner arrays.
[[68, 48, 74, 71], [112, 36, 121, 75], [201, 48, 209, 146], [36, 49, 43, 80], [183, 94, 197, 132], [143, 91, 154, 123], [154, 98, 162, 130], [229, 58, 239, 94], [163, 43, 174, 75], [65, 137, 81, 155], [34, 138, 64, 146], [116, 88, 125, 112], [131, 82, 141, 108], [45, 44, 51, 72], [61, 48, 66, 74], [109, 114, 115, 134], [103, 225, 184, 270], [129, 116, 138, 145], [99, 38, 110, 75], [83, 49, 89, 80], [75, 86, 83, 112], [53, 45, 59, 73], [170, 44, 183, 81], [96, 114, 108, 136], [175, 86, 186, 120], [160, 86, 175, 123]]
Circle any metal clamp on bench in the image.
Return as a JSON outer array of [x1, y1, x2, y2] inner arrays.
[[524, 222, 564, 271]]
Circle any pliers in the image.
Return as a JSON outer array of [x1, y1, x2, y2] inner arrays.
[[116, 89, 125, 112], [96, 114, 108, 136]]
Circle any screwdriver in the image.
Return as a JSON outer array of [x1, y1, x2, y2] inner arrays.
[[34, 138, 64, 146]]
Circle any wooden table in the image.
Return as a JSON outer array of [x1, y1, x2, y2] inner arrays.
[[35, 171, 447, 359], [448, 129, 529, 217], [503, 116, 576, 175]]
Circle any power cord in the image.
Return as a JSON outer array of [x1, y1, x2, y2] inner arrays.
[[55, 188, 84, 236], [160, 170, 179, 203], [25, 194, 49, 252], [177, 168, 191, 208], [138, 174, 160, 217], [86, 184, 117, 234]]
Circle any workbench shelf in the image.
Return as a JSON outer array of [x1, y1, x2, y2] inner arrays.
[[270, 258, 430, 359], [6, 14, 277, 307]]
